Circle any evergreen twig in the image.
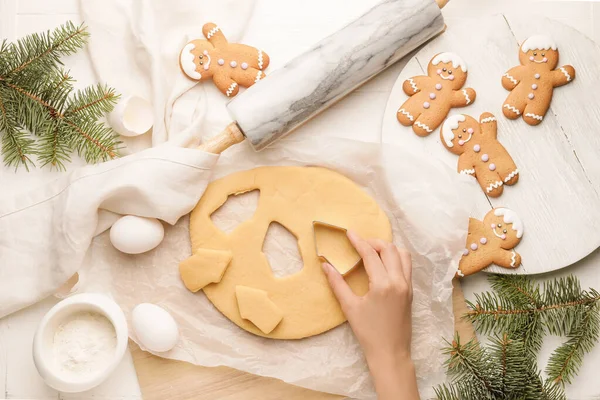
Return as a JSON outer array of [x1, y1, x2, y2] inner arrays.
[[435, 275, 600, 399], [0, 21, 119, 170]]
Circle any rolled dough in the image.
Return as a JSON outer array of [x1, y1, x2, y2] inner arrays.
[[313, 222, 361, 275], [187, 166, 392, 339], [235, 286, 283, 334]]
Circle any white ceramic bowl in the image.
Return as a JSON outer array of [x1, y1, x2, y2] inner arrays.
[[32, 293, 128, 393]]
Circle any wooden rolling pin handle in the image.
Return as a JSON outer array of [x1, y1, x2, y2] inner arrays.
[[435, 0, 448, 8], [198, 122, 245, 154]]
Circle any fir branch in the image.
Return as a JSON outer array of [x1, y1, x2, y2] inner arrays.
[[546, 300, 600, 384]]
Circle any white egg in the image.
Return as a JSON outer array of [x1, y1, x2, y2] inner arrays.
[[131, 303, 179, 353], [110, 216, 164, 254]]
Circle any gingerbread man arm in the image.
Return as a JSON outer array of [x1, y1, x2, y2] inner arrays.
[[213, 73, 239, 97], [492, 249, 521, 269], [479, 112, 498, 139], [402, 76, 429, 96], [457, 153, 475, 176], [450, 88, 476, 108], [202, 23, 228, 47], [551, 65, 576, 87], [502, 66, 525, 90]]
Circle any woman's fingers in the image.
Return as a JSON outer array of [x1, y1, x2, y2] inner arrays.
[[366, 238, 406, 285], [347, 230, 387, 284], [398, 248, 413, 288], [322, 263, 357, 313]]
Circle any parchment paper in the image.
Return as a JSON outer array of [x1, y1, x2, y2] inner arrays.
[[80, 135, 476, 399]]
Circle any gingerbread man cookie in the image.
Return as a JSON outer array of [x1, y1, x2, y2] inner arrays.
[[441, 112, 519, 198], [457, 208, 524, 277], [179, 23, 270, 97], [502, 35, 575, 125], [397, 52, 476, 136]]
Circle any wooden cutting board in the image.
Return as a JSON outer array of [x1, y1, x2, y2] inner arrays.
[[131, 279, 475, 400]]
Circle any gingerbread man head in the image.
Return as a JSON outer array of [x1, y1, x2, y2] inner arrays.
[[518, 35, 559, 70], [440, 114, 479, 155], [427, 52, 469, 90], [483, 208, 524, 250], [180, 40, 217, 81]]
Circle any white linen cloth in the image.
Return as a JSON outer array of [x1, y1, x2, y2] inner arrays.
[[0, 146, 218, 318]]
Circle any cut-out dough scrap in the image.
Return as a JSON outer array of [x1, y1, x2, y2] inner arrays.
[[189, 166, 392, 339], [179, 249, 232, 292], [313, 222, 360, 275], [235, 285, 283, 334]]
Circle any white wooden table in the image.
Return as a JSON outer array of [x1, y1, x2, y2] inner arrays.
[[1, 0, 599, 399]]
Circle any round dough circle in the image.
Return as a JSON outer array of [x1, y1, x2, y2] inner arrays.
[[189, 166, 392, 339]]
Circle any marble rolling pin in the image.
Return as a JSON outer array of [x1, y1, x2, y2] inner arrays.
[[199, 0, 446, 154]]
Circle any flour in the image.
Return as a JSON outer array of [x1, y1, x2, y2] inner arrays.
[[53, 311, 117, 379]]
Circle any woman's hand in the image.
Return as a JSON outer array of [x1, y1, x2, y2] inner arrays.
[[322, 230, 419, 400]]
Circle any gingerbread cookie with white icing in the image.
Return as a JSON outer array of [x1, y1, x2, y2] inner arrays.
[[397, 52, 476, 136], [457, 208, 524, 277], [179, 23, 270, 97], [441, 112, 519, 198], [502, 35, 575, 126]]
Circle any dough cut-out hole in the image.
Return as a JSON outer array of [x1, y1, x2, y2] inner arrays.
[[211, 190, 259, 234], [314, 222, 360, 275], [263, 222, 303, 278]]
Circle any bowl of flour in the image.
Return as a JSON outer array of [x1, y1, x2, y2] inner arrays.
[[33, 293, 128, 392]]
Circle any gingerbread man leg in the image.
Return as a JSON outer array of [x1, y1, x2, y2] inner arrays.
[[413, 110, 446, 137], [502, 90, 527, 120], [522, 98, 551, 126], [495, 156, 519, 186], [458, 251, 493, 277], [493, 249, 521, 269], [475, 169, 504, 198], [213, 72, 240, 97], [397, 98, 422, 128]]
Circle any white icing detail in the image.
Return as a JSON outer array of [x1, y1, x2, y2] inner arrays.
[[441, 114, 466, 147], [207, 26, 220, 39], [459, 169, 475, 175], [415, 121, 433, 133], [481, 116, 496, 123], [494, 208, 524, 238], [202, 50, 211, 70], [462, 89, 471, 105], [255, 70, 263, 83], [226, 82, 237, 97], [398, 108, 414, 122], [408, 78, 418, 93], [510, 251, 517, 267], [532, 59, 546, 64], [440, 74, 453, 80], [521, 35, 557, 52], [503, 104, 521, 115], [503, 73, 518, 85], [180, 43, 201, 80], [486, 180, 503, 193], [258, 50, 264, 70], [525, 113, 543, 121], [504, 169, 519, 183], [560, 67, 572, 82], [431, 52, 468, 72], [457, 269, 465, 277]]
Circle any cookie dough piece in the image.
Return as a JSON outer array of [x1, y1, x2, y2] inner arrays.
[[313, 222, 360, 275], [235, 286, 283, 334], [502, 35, 575, 126], [441, 112, 519, 198], [179, 22, 270, 97], [179, 249, 232, 292], [457, 208, 524, 277], [397, 52, 476, 136]]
